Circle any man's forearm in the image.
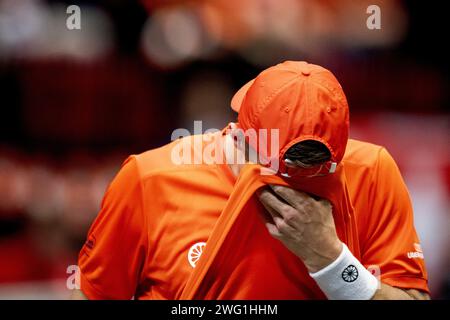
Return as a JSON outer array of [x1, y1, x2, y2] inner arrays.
[[372, 283, 430, 300]]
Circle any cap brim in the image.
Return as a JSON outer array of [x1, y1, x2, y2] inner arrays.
[[230, 79, 255, 112]]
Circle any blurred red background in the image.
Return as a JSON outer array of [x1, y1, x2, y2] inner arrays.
[[0, 0, 448, 299]]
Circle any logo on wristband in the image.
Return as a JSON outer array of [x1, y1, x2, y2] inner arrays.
[[342, 265, 359, 282]]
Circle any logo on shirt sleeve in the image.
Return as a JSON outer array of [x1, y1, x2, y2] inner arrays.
[[82, 235, 96, 256], [407, 243, 424, 259]]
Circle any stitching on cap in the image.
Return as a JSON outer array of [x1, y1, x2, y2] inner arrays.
[[311, 73, 348, 108], [249, 73, 301, 128], [306, 76, 312, 135]]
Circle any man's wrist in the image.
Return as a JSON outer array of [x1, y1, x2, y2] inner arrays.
[[304, 240, 343, 273], [309, 243, 379, 300]]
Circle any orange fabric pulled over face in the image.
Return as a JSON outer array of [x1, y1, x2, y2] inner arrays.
[[180, 162, 359, 299], [231, 61, 349, 174]]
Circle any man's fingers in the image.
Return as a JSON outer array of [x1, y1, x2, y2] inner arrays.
[[269, 185, 313, 209], [258, 188, 292, 218], [265, 216, 296, 239], [272, 215, 296, 234], [258, 189, 300, 234], [258, 187, 308, 226], [265, 222, 283, 238], [259, 198, 281, 221]]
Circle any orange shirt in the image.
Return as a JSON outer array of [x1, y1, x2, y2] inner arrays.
[[78, 132, 429, 299]]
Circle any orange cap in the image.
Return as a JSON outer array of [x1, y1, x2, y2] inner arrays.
[[231, 61, 349, 165]]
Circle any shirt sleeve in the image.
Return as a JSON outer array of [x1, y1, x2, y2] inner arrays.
[[78, 156, 148, 299], [360, 148, 429, 293]]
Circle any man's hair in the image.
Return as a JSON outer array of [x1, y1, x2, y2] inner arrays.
[[284, 140, 331, 167]]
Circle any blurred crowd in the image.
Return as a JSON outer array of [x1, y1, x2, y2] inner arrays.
[[0, 0, 448, 299]]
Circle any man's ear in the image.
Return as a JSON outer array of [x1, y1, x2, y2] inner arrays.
[[229, 125, 246, 149]]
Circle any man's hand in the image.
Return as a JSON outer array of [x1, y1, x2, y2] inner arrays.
[[258, 185, 431, 300], [257, 185, 342, 273]]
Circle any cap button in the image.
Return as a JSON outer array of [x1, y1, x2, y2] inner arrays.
[[301, 69, 311, 76]]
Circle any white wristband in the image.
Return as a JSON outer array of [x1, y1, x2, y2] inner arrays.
[[309, 243, 379, 300]]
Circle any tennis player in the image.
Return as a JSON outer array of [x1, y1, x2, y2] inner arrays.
[[73, 61, 429, 300]]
